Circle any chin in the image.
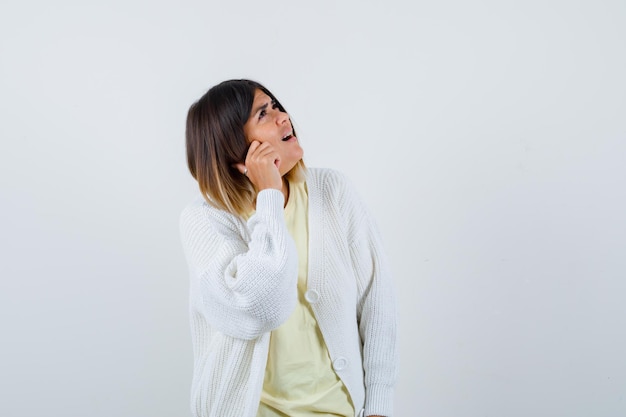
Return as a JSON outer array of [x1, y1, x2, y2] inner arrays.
[[281, 158, 302, 177]]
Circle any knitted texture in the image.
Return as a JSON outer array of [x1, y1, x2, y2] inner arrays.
[[180, 168, 398, 417]]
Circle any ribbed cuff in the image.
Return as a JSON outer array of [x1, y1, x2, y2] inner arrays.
[[254, 189, 285, 219], [365, 384, 394, 417]]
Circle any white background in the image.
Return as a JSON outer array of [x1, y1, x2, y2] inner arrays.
[[1, 0, 625, 416]]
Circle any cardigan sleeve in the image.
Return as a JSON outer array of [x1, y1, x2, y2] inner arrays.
[[180, 189, 299, 340], [343, 178, 398, 417]]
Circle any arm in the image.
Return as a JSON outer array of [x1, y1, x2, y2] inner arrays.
[[180, 189, 298, 340], [347, 183, 398, 417]]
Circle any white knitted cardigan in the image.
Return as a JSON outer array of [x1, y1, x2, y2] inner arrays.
[[180, 168, 397, 417]]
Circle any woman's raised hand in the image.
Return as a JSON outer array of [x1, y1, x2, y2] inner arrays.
[[236, 140, 283, 191]]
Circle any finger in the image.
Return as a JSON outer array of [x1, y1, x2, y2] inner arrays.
[[249, 147, 278, 166], [250, 142, 273, 156], [243, 140, 259, 157], [255, 146, 278, 160]]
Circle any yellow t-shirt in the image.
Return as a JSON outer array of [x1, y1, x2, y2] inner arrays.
[[257, 180, 355, 417]]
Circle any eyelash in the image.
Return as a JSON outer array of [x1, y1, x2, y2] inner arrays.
[[259, 100, 279, 120]]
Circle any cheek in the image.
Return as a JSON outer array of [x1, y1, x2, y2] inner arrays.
[[244, 123, 264, 142], [260, 129, 279, 144], [247, 126, 268, 143]]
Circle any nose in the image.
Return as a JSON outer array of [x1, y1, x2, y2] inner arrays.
[[275, 109, 289, 125]]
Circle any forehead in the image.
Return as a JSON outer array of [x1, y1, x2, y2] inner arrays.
[[252, 89, 271, 104]]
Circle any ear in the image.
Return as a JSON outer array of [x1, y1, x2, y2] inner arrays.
[[233, 163, 247, 176]]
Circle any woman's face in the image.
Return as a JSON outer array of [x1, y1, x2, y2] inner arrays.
[[243, 89, 304, 176]]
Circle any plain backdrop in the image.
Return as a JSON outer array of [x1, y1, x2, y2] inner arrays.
[[1, 0, 625, 416]]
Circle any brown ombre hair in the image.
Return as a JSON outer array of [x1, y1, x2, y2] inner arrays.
[[186, 79, 305, 217]]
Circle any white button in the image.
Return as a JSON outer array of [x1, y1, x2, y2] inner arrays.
[[304, 289, 320, 303], [333, 357, 348, 371]]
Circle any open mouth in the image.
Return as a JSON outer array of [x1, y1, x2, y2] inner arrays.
[[282, 133, 294, 141]]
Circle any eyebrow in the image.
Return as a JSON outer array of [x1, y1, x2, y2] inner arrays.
[[250, 98, 278, 120], [251, 102, 269, 118]]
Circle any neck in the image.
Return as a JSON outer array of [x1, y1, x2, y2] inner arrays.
[[282, 178, 290, 207]]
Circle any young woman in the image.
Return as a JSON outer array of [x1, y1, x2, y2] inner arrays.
[[181, 79, 397, 417]]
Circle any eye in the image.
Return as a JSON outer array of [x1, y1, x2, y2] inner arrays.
[[258, 100, 279, 121]]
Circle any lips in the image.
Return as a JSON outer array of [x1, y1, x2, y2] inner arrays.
[[281, 132, 294, 141]]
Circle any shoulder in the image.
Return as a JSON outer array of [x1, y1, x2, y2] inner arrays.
[[180, 196, 207, 219], [180, 197, 213, 228], [306, 167, 355, 197], [180, 196, 243, 241], [305, 168, 370, 231], [306, 167, 348, 183]]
